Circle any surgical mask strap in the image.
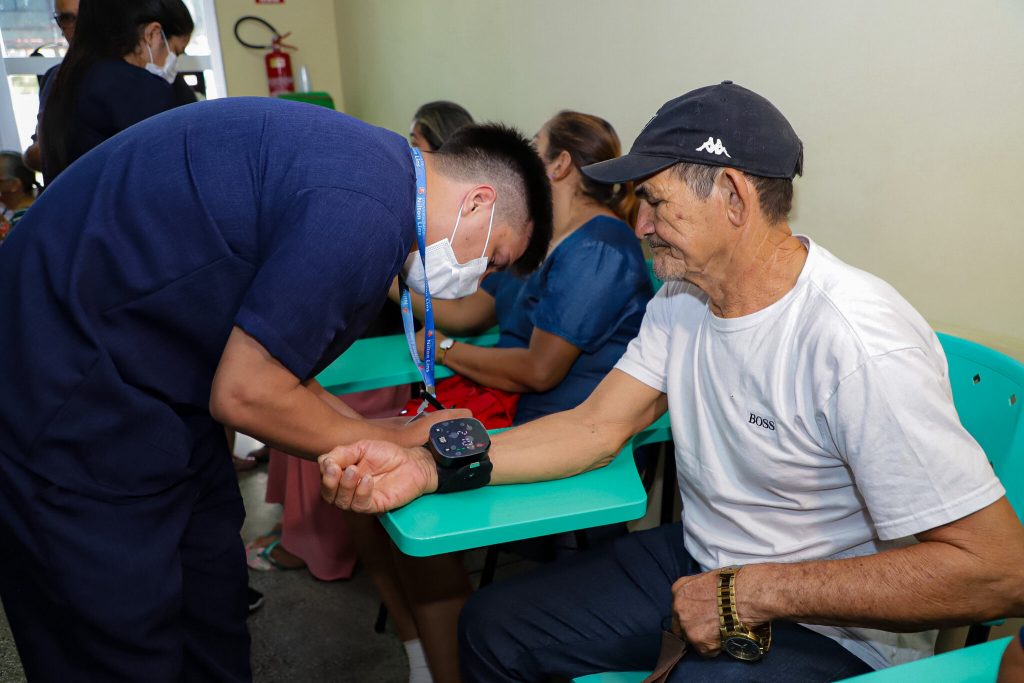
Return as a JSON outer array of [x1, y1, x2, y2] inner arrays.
[[146, 31, 171, 66], [450, 195, 496, 261]]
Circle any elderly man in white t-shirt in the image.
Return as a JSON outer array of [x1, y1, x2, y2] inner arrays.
[[318, 82, 1024, 682]]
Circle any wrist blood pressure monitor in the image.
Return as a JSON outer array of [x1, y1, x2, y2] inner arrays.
[[425, 417, 492, 493]]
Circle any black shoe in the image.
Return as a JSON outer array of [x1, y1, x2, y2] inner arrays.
[[247, 586, 265, 614]]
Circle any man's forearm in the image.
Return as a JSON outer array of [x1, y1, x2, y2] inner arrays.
[[219, 382, 398, 461], [488, 394, 663, 485], [443, 344, 538, 393], [739, 500, 1024, 631]]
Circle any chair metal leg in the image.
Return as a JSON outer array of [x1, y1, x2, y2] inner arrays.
[[479, 546, 500, 587], [574, 529, 591, 551], [964, 623, 991, 647], [661, 443, 677, 525], [373, 602, 388, 634]]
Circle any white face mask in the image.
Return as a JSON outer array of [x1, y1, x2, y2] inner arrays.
[[402, 197, 495, 299], [145, 32, 178, 84]]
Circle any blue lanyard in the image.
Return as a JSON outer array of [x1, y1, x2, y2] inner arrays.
[[400, 147, 436, 402]]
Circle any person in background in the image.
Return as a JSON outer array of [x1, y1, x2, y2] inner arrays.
[[411, 101, 474, 151], [39, 0, 196, 184], [23, 0, 78, 173], [371, 110, 651, 683], [999, 628, 1024, 682], [0, 152, 41, 239]]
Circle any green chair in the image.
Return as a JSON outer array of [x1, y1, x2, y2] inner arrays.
[[842, 636, 1012, 682], [576, 334, 1024, 682], [937, 333, 1024, 520], [646, 258, 663, 292], [276, 91, 336, 110], [936, 333, 1024, 646], [316, 329, 500, 394]]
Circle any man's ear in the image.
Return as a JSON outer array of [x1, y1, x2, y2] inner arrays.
[[465, 184, 497, 214], [717, 168, 752, 228]]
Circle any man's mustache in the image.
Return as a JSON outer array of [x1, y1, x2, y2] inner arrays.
[[647, 237, 670, 250]]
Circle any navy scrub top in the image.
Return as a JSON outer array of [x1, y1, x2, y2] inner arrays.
[[41, 59, 197, 184], [0, 97, 415, 496], [481, 215, 652, 424]]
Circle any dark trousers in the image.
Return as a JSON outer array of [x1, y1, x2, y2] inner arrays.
[[459, 523, 874, 682], [0, 421, 251, 682]]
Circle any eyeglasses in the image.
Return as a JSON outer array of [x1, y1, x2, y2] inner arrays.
[[52, 12, 77, 29]]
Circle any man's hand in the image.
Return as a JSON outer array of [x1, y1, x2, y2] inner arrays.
[[672, 569, 766, 657], [319, 441, 437, 513], [671, 571, 724, 657]]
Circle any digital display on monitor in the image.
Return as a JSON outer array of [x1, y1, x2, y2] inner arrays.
[[433, 420, 487, 456]]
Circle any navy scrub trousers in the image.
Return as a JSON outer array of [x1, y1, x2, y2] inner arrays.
[[0, 97, 416, 680], [0, 419, 250, 681]]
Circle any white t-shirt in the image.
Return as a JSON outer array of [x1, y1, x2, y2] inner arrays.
[[615, 236, 1004, 670]]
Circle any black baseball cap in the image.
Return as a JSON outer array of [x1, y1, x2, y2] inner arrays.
[[583, 81, 803, 184]]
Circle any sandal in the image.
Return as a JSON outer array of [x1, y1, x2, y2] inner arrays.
[[244, 527, 281, 556], [246, 539, 305, 571]]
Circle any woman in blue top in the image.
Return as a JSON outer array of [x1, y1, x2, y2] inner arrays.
[[404, 110, 652, 426], [39, 0, 196, 184]]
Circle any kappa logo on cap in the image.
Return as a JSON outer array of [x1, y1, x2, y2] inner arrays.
[[696, 137, 731, 158]]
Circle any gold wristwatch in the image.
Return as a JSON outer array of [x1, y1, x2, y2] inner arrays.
[[717, 567, 771, 661]]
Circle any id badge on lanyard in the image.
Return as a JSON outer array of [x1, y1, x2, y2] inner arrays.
[[399, 147, 441, 422]]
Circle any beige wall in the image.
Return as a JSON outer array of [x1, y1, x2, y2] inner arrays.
[[214, 0, 344, 107], [334, 0, 1024, 359]]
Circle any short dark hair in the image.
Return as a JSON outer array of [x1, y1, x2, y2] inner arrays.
[[433, 123, 552, 275], [412, 101, 474, 151], [673, 160, 800, 224]]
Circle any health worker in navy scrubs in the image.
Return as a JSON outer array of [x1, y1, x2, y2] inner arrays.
[[0, 97, 552, 681]]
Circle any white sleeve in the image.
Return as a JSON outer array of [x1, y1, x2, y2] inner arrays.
[[614, 285, 676, 394], [822, 348, 1005, 540]]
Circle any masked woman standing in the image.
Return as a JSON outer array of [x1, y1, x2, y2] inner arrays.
[[39, 0, 196, 184]]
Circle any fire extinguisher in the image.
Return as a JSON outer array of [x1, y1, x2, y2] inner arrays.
[[234, 16, 298, 97]]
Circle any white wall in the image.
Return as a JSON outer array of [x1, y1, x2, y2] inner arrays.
[[334, 0, 1024, 359]]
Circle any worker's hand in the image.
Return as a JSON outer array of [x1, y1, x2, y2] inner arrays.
[[318, 441, 437, 513], [395, 407, 471, 447]]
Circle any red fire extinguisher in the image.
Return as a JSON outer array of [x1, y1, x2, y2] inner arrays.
[[264, 35, 296, 97], [234, 16, 298, 97]]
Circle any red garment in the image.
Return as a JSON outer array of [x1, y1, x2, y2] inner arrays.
[[265, 383, 411, 580], [400, 374, 520, 430]]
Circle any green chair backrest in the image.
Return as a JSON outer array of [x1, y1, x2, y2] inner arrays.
[[646, 259, 663, 292], [938, 332, 1024, 520], [276, 91, 336, 110]]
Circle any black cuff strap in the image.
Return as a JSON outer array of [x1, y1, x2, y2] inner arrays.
[[435, 457, 493, 493]]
